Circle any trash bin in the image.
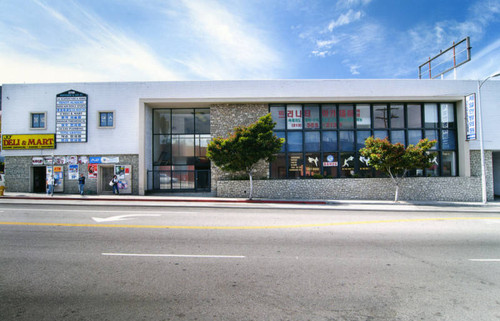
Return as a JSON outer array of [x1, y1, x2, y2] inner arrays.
[[0, 186, 4, 196]]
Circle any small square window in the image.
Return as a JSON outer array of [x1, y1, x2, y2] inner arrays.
[[99, 111, 115, 128], [31, 113, 46, 129]]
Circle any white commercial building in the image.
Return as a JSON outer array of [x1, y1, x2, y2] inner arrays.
[[1, 79, 499, 201]]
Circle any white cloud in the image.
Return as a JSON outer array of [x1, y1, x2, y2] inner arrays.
[[336, 0, 372, 10], [316, 37, 339, 49], [311, 50, 330, 58], [327, 10, 363, 31], [350, 64, 361, 75], [0, 0, 182, 83], [178, 0, 282, 79]]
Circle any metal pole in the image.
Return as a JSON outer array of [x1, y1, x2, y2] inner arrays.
[[476, 81, 487, 204]]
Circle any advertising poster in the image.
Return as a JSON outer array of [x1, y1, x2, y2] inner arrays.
[[115, 165, 125, 179], [68, 156, 78, 165], [114, 165, 132, 194], [54, 156, 67, 165], [79, 156, 89, 164], [47, 166, 64, 192], [88, 164, 98, 179], [68, 164, 79, 180]]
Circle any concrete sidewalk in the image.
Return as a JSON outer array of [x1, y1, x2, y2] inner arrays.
[[1, 191, 499, 213]]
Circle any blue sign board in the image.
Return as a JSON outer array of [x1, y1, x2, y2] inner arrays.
[[465, 94, 476, 140]]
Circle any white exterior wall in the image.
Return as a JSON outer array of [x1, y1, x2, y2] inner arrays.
[[2, 79, 499, 196], [5, 79, 498, 153], [468, 81, 500, 151], [2, 83, 140, 156]]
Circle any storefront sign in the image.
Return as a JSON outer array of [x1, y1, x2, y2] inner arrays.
[[465, 94, 476, 140], [32, 157, 44, 165], [89, 156, 120, 164], [56, 90, 88, 143], [2, 134, 55, 150]]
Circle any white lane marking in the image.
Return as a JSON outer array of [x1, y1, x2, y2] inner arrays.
[[469, 259, 500, 262], [102, 253, 246, 258], [92, 214, 161, 222]]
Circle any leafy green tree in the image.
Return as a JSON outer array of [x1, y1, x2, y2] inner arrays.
[[359, 137, 437, 202], [207, 114, 284, 200]]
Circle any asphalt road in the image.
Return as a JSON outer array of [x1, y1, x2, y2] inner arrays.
[[1, 203, 500, 320]]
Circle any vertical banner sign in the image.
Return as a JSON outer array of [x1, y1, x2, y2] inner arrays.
[[465, 94, 476, 140], [56, 90, 88, 143]]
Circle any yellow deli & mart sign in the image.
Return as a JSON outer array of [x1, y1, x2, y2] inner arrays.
[[2, 134, 56, 150]]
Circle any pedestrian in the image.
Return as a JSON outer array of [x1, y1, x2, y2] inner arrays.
[[46, 175, 54, 196], [111, 175, 119, 195], [78, 173, 86, 195]]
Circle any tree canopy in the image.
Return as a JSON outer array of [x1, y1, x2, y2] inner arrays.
[[207, 113, 284, 199], [359, 137, 436, 201]]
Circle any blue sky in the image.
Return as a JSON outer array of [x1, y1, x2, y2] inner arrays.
[[1, 0, 499, 84]]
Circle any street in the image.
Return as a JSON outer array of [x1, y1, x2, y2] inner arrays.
[[1, 202, 500, 320]]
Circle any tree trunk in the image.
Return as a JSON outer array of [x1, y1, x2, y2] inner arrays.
[[394, 182, 400, 202], [248, 171, 253, 200], [388, 168, 400, 202]]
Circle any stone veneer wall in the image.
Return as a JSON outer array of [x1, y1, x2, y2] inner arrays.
[[4, 154, 139, 195], [470, 150, 494, 201], [209, 103, 270, 193], [217, 177, 482, 202]]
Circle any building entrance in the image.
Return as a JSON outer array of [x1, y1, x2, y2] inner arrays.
[[32, 166, 46, 193], [99, 166, 115, 194]]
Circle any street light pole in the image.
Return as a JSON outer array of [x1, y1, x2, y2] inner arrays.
[[476, 72, 500, 204]]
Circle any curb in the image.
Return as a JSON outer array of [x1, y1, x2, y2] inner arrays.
[[0, 195, 328, 205]]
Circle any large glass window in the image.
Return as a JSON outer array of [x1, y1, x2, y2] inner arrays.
[[304, 105, 320, 129], [270, 102, 458, 178], [390, 104, 404, 128], [339, 131, 355, 151], [356, 105, 371, 129], [152, 108, 210, 191], [424, 103, 438, 128], [305, 153, 321, 176], [321, 105, 337, 129], [322, 131, 337, 151], [287, 132, 302, 152], [407, 104, 422, 128], [373, 104, 389, 128], [304, 132, 320, 152], [195, 109, 210, 133], [288, 153, 304, 178], [270, 105, 286, 130], [322, 153, 338, 178], [287, 105, 302, 130], [357, 131, 371, 150], [339, 105, 354, 129], [172, 109, 195, 134]]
